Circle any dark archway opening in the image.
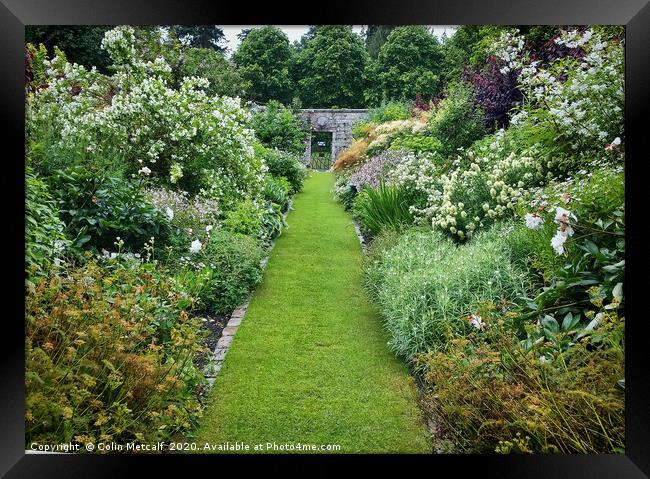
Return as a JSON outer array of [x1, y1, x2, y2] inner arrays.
[[310, 131, 332, 170]]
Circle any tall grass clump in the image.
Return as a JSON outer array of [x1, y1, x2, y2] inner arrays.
[[365, 225, 531, 359], [352, 182, 413, 237]]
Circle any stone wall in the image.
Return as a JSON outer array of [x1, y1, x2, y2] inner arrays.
[[299, 109, 369, 166]]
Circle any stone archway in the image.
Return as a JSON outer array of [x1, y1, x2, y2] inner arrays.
[[299, 109, 369, 167]]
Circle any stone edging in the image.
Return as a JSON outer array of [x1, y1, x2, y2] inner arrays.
[[352, 219, 367, 253], [203, 198, 293, 389]]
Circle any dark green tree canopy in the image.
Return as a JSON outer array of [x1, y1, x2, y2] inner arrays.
[[233, 26, 294, 104], [171, 25, 226, 51], [293, 26, 369, 108], [374, 26, 444, 103], [25, 26, 114, 73], [365, 25, 398, 58]]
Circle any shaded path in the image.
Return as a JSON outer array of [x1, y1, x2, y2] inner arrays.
[[195, 172, 431, 453]]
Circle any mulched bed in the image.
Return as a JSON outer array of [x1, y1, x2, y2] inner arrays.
[[192, 311, 229, 372]]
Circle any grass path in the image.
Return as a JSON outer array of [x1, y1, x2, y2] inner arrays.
[[194, 172, 431, 453]]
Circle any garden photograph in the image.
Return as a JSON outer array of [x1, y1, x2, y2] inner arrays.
[[24, 24, 625, 455]]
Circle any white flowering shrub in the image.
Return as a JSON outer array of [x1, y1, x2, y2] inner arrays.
[[492, 28, 624, 156], [27, 27, 265, 203]]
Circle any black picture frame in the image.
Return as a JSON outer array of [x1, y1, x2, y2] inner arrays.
[[2, 0, 648, 475]]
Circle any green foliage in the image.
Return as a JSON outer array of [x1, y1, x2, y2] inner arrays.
[[222, 199, 264, 238], [233, 26, 294, 104], [373, 26, 443, 103], [25, 25, 114, 73], [171, 25, 226, 51], [251, 101, 306, 155], [511, 168, 625, 357], [365, 226, 530, 359], [369, 100, 412, 122], [48, 168, 171, 253], [177, 47, 246, 97], [438, 25, 484, 84], [263, 175, 291, 212], [198, 230, 264, 313], [294, 26, 369, 108], [428, 87, 486, 156], [259, 146, 307, 194], [352, 182, 414, 237], [365, 25, 397, 58], [26, 260, 206, 447], [332, 175, 358, 211], [390, 132, 442, 153], [25, 169, 69, 283]]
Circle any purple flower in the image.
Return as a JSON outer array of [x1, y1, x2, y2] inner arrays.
[[349, 150, 407, 189]]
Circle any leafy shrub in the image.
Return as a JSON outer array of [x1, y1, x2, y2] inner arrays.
[[427, 87, 486, 157], [198, 230, 264, 313], [511, 166, 625, 351], [25, 260, 206, 447], [259, 146, 307, 194], [251, 100, 306, 155], [332, 175, 358, 211], [48, 168, 171, 253], [352, 121, 377, 139], [263, 175, 291, 212], [222, 199, 264, 239], [463, 56, 522, 129], [25, 169, 69, 284], [493, 28, 624, 158], [352, 182, 414, 237], [365, 226, 530, 359], [369, 101, 412, 122], [176, 47, 246, 98], [390, 132, 442, 153]]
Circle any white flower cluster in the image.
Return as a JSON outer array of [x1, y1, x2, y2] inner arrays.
[[27, 26, 265, 204], [496, 28, 624, 154]]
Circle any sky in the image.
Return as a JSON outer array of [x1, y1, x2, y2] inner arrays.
[[219, 25, 458, 56]]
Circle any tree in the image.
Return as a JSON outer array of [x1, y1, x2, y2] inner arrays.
[[438, 25, 483, 85], [237, 28, 253, 41], [251, 100, 306, 154], [293, 26, 369, 108], [365, 25, 397, 58], [177, 48, 247, 98], [25, 26, 114, 72], [233, 26, 294, 104], [171, 26, 226, 51], [373, 26, 444, 104]]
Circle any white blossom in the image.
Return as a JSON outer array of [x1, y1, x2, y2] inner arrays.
[[189, 239, 202, 254]]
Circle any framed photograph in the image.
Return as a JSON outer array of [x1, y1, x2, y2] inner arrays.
[[2, 0, 649, 475]]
